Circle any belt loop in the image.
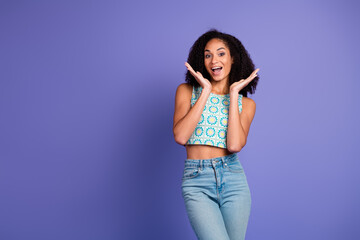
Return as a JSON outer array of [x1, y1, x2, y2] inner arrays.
[[199, 160, 203, 171]]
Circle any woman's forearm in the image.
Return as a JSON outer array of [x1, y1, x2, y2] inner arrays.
[[173, 89, 211, 145], [226, 92, 247, 152]]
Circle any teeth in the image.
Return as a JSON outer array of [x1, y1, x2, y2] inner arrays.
[[212, 67, 222, 70]]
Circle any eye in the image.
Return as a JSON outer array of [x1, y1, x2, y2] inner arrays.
[[205, 54, 211, 59], [218, 52, 225, 57]]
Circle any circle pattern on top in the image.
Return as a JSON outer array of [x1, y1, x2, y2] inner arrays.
[[210, 96, 220, 104], [192, 92, 196, 100], [220, 117, 228, 127], [207, 115, 217, 125], [193, 139, 202, 144], [221, 107, 228, 114], [218, 129, 226, 139], [198, 114, 204, 124], [206, 127, 216, 137], [222, 99, 230, 106], [205, 139, 214, 146], [209, 106, 218, 114], [217, 142, 226, 148], [195, 127, 203, 137]]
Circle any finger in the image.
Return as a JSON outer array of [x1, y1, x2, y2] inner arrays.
[[185, 62, 198, 76], [253, 68, 260, 75], [248, 68, 260, 79], [251, 69, 259, 77], [241, 77, 254, 86], [250, 68, 259, 77], [185, 62, 195, 72], [245, 76, 255, 84], [233, 80, 246, 87], [246, 69, 259, 81]]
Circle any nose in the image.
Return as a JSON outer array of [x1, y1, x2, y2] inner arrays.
[[211, 55, 219, 64]]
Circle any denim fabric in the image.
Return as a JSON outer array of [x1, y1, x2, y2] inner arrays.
[[181, 153, 251, 240]]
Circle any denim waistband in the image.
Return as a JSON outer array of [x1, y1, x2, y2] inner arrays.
[[185, 153, 238, 168]]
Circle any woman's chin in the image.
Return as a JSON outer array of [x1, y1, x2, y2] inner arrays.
[[210, 76, 226, 82]]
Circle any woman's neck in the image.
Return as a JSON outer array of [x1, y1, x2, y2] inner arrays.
[[210, 79, 230, 95]]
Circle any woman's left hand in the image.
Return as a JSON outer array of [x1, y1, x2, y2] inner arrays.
[[229, 68, 260, 94]]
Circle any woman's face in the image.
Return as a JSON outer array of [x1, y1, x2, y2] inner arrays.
[[204, 38, 233, 83]]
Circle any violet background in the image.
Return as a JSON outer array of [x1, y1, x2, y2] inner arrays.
[[1, 0, 359, 239]]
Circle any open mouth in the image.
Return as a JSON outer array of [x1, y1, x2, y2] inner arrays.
[[211, 67, 222, 75]]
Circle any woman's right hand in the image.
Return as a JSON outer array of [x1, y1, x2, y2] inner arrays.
[[185, 62, 212, 91]]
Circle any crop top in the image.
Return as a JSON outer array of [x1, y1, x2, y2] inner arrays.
[[186, 86, 243, 149]]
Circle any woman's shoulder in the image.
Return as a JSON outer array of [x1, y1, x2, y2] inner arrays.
[[241, 96, 256, 111], [177, 82, 192, 90], [176, 83, 193, 96]]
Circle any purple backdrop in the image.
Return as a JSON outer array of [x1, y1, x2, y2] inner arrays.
[[1, 0, 359, 239]]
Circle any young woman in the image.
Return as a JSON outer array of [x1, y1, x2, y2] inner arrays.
[[173, 29, 259, 240]]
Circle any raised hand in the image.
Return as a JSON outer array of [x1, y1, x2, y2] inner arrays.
[[230, 68, 259, 94], [185, 62, 212, 91]]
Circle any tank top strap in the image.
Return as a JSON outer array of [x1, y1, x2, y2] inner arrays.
[[190, 85, 199, 106], [238, 94, 243, 112]]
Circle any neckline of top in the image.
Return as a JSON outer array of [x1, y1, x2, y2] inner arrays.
[[197, 86, 230, 96]]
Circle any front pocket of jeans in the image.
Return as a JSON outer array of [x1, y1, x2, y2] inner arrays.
[[225, 161, 243, 173], [182, 167, 200, 180]]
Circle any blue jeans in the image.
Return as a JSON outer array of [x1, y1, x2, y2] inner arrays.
[[181, 153, 251, 240]]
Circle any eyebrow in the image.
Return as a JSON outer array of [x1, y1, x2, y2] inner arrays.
[[204, 47, 226, 52]]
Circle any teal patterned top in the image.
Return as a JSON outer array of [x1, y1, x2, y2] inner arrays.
[[186, 86, 243, 149]]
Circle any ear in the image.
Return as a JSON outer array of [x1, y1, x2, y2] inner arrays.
[[231, 57, 234, 64]]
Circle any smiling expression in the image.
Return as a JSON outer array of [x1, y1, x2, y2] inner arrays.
[[204, 38, 233, 83]]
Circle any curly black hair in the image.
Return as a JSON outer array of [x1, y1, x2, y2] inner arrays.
[[185, 29, 259, 97]]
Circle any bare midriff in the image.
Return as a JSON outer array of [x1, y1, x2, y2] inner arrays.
[[185, 144, 233, 160]]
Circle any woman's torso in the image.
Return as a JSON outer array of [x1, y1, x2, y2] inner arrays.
[[185, 84, 242, 159], [186, 144, 232, 159]]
